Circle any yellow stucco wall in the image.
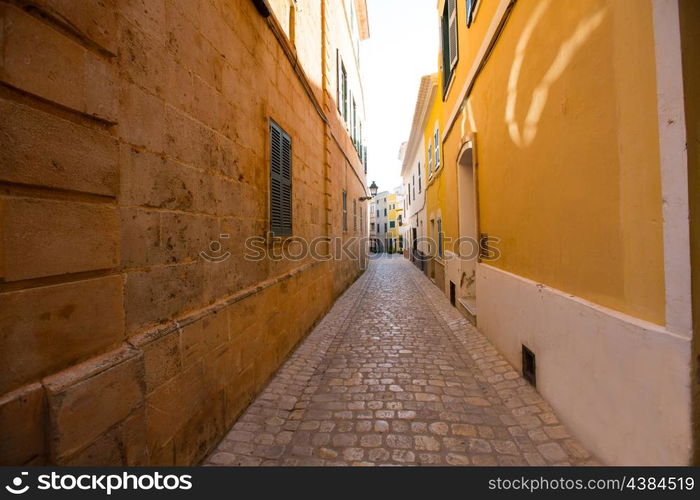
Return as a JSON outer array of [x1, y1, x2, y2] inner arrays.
[[432, 0, 666, 324], [386, 193, 403, 239], [423, 83, 444, 250]]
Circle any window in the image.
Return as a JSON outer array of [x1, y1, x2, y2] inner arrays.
[[338, 54, 348, 122], [437, 218, 443, 259], [412, 175, 416, 199], [353, 199, 357, 232], [441, 0, 458, 97], [418, 164, 422, 192], [352, 97, 357, 143], [370, 222, 375, 231], [342, 190, 348, 232], [434, 128, 441, 170], [466, 0, 478, 27], [407, 184, 411, 205], [270, 121, 292, 236], [337, 50, 365, 163], [390, 221, 395, 228], [384, 223, 388, 233], [428, 143, 433, 178], [384, 208, 387, 216], [376, 209, 380, 218]]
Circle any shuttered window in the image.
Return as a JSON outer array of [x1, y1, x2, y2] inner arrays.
[[428, 143, 433, 178], [435, 128, 441, 170], [340, 60, 348, 122], [337, 49, 342, 114], [441, 0, 458, 98], [270, 121, 292, 236]]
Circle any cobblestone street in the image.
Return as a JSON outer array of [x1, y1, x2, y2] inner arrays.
[[205, 256, 596, 466]]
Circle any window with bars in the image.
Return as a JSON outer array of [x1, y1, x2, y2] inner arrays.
[[269, 121, 292, 236]]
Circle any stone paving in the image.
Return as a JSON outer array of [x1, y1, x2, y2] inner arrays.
[[204, 256, 596, 466]]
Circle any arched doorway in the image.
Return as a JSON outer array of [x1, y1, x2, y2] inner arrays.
[[456, 138, 478, 319]]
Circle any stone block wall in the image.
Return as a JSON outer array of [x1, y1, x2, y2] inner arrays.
[[0, 0, 367, 465]]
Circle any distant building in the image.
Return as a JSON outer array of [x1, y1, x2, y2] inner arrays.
[[400, 75, 434, 272], [373, 189, 404, 253]]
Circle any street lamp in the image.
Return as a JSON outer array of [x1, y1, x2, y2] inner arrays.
[[359, 181, 378, 201]]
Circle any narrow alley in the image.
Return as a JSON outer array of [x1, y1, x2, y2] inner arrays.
[[2, 0, 698, 474], [205, 257, 595, 466]]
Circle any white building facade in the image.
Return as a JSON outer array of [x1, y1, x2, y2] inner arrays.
[[400, 74, 435, 272]]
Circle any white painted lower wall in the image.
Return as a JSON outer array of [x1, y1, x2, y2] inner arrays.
[[476, 263, 692, 465]]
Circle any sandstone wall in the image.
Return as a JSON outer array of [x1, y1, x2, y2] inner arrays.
[[0, 0, 367, 465]]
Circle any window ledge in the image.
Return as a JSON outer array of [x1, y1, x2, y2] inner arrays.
[[442, 67, 457, 101]]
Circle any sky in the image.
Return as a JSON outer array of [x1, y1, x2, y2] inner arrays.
[[361, 0, 439, 194]]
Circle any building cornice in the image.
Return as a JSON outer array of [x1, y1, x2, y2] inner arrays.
[[401, 74, 438, 177]]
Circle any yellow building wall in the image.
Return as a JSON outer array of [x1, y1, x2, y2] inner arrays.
[[423, 86, 445, 251], [440, 0, 665, 324], [386, 193, 402, 239]]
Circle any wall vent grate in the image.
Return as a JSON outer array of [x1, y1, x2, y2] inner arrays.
[[522, 345, 536, 387]]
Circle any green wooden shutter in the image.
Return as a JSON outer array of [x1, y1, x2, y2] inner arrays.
[[441, 4, 450, 96], [270, 121, 292, 236], [448, 0, 458, 68]]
